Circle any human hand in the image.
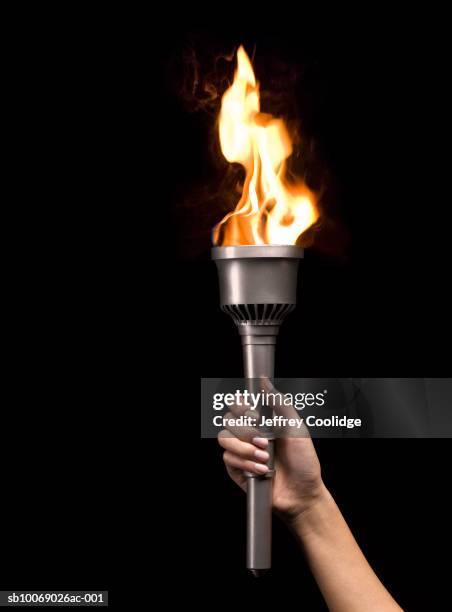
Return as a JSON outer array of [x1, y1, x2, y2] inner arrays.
[[218, 380, 402, 610], [218, 379, 324, 523]]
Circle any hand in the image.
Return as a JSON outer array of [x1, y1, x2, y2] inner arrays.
[[218, 380, 402, 610], [218, 379, 323, 523]]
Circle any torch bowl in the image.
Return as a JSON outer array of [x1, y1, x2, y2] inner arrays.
[[212, 245, 304, 310]]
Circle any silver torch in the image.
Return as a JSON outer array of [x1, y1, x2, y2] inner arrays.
[[212, 244, 303, 576]]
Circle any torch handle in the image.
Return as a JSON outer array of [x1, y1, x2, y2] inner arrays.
[[241, 330, 278, 576], [246, 440, 274, 574]]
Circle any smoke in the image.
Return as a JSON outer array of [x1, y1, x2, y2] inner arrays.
[[172, 41, 236, 115]]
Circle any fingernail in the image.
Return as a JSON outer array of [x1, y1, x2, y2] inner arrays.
[[252, 437, 269, 448], [254, 463, 269, 474], [254, 449, 269, 462]]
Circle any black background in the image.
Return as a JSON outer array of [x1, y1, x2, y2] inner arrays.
[[2, 14, 451, 610], [166, 26, 452, 610]]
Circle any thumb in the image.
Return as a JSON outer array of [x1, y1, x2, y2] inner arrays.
[[260, 377, 310, 438]]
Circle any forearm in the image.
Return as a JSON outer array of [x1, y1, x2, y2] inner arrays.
[[291, 484, 402, 612]]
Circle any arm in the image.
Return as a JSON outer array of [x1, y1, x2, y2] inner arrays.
[[218, 426, 402, 611], [290, 482, 402, 612]]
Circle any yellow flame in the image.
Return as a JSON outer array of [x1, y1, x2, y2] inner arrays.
[[213, 46, 318, 246]]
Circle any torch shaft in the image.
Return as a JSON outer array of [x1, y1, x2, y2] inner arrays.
[[241, 331, 277, 574], [247, 471, 273, 572], [212, 244, 303, 574]]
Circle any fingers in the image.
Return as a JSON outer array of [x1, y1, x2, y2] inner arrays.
[[218, 430, 270, 476], [222, 411, 261, 441], [219, 432, 270, 462], [228, 399, 254, 417], [223, 450, 269, 475]]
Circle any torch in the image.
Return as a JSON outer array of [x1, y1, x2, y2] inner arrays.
[[212, 244, 303, 576], [209, 45, 318, 575]]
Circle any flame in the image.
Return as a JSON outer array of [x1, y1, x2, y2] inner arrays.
[[213, 46, 319, 246]]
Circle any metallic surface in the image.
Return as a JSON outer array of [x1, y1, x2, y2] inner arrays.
[[243, 342, 276, 572], [212, 245, 304, 259], [212, 245, 303, 575], [212, 245, 303, 306]]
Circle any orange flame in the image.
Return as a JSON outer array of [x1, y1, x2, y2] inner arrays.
[[213, 46, 319, 246]]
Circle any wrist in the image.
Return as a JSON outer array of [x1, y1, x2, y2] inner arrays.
[[286, 482, 336, 539]]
